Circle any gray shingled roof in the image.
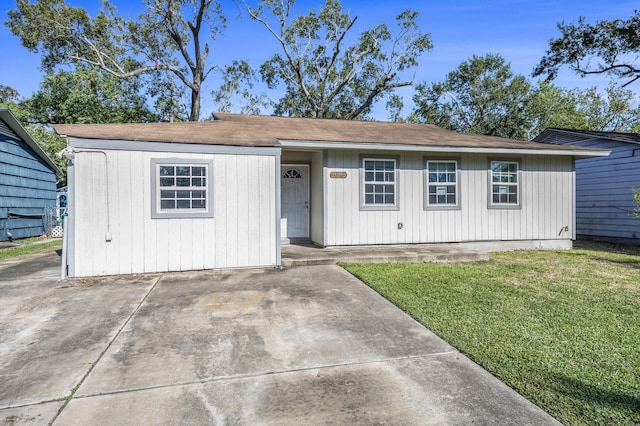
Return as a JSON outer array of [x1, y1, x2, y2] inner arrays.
[[53, 113, 604, 154], [533, 128, 640, 145]]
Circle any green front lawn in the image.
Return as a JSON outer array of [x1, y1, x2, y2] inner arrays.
[[0, 239, 62, 262], [341, 244, 640, 425]]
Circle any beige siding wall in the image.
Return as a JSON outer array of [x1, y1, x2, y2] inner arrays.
[[324, 150, 574, 245], [70, 150, 277, 277]]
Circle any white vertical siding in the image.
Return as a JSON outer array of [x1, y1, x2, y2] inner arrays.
[[70, 149, 277, 277], [310, 151, 324, 245], [65, 160, 76, 276], [259, 155, 276, 256], [324, 150, 575, 245]]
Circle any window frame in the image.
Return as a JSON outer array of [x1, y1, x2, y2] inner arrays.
[[359, 155, 400, 211], [424, 157, 461, 211], [151, 158, 214, 219], [488, 158, 522, 209], [282, 168, 303, 179]]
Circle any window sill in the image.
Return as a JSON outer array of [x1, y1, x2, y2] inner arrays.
[[424, 205, 461, 211], [487, 204, 522, 210], [360, 205, 400, 211]]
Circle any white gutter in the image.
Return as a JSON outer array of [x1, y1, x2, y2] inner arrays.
[[279, 140, 609, 159], [66, 137, 281, 156]]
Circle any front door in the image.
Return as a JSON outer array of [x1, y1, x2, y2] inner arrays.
[[281, 165, 309, 239]]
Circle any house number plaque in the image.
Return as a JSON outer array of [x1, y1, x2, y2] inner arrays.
[[330, 171, 348, 179]]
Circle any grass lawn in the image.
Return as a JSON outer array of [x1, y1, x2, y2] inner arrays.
[[0, 238, 62, 262], [341, 243, 640, 425]]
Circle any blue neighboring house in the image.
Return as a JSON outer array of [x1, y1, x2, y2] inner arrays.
[[0, 108, 63, 241], [534, 128, 640, 244]]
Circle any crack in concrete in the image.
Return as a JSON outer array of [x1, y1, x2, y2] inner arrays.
[[48, 275, 164, 426], [63, 349, 460, 401], [0, 397, 67, 411]]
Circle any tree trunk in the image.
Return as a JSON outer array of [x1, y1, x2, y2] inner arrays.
[[189, 85, 200, 121]]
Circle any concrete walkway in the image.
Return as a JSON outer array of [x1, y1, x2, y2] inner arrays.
[[282, 241, 489, 266], [0, 249, 559, 425]]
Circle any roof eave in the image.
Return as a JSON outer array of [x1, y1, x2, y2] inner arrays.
[[279, 140, 609, 158], [66, 136, 281, 156]]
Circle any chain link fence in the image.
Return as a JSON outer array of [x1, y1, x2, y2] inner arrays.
[[44, 207, 62, 238]]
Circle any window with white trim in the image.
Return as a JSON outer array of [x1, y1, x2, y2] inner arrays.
[[425, 160, 459, 208], [151, 159, 213, 218], [362, 158, 397, 208], [490, 160, 519, 206]]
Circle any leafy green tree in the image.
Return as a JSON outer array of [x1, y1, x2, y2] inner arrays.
[[0, 89, 26, 120], [570, 85, 640, 131], [211, 60, 272, 115], [0, 85, 20, 103], [410, 53, 532, 139], [412, 53, 640, 139], [523, 81, 584, 138], [525, 82, 640, 137], [28, 125, 68, 186], [6, 0, 227, 121], [534, 11, 640, 86], [633, 188, 640, 219], [385, 94, 405, 123], [245, 0, 432, 119], [25, 67, 158, 124], [146, 72, 188, 122]]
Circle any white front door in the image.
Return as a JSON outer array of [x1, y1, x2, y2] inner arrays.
[[281, 165, 309, 239]]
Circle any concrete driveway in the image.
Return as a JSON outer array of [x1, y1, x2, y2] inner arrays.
[[0, 248, 560, 425]]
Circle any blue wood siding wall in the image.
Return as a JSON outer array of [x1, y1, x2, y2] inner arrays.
[[551, 136, 640, 240], [0, 119, 57, 241]]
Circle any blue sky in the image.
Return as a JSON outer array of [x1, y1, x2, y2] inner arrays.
[[1, 0, 638, 120]]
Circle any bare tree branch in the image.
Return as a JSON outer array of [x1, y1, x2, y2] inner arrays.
[[247, 1, 430, 119], [7, 0, 227, 121]]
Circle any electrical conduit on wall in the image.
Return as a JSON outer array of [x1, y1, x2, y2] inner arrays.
[[60, 149, 111, 279]]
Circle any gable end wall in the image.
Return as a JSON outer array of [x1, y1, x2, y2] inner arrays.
[[0, 120, 57, 241]]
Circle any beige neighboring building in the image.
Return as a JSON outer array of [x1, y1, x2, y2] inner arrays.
[[54, 114, 608, 277]]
